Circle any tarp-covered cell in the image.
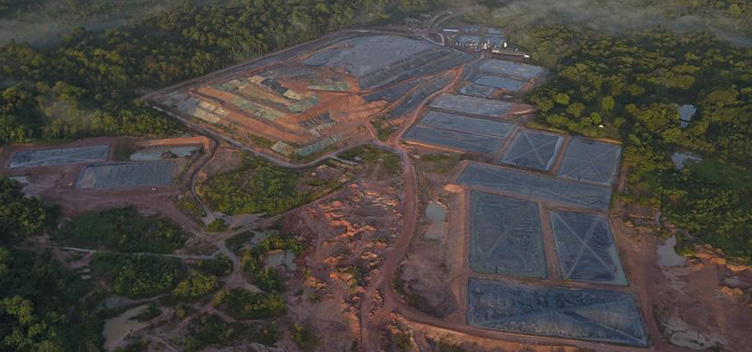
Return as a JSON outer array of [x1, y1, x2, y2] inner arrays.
[[550, 211, 627, 285], [469, 191, 547, 278]]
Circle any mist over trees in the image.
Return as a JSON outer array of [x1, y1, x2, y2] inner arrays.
[[474, 0, 752, 46], [0, 0, 442, 145]]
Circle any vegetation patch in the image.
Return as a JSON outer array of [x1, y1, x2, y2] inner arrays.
[[132, 303, 161, 322], [206, 218, 228, 232], [114, 338, 150, 352], [172, 272, 220, 299], [417, 153, 462, 174], [176, 194, 207, 219], [59, 206, 186, 253], [371, 118, 398, 141], [394, 331, 412, 351], [0, 178, 50, 236], [183, 314, 278, 352], [240, 232, 306, 292], [196, 254, 234, 277], [114, 141, 136, 161], [226, 231, 255, 254], [198, 154, 347, 216], [0, 246, 105, 351], [292, 323, 319, 351], [91, 253, 183, 298], [339, 145, 401, 176], [212, 289, 287, 320]]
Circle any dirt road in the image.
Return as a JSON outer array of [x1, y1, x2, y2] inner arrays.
[[358, 63, 469, 351]]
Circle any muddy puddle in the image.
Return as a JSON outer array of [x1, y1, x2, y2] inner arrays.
[[425, 201, 447, 240], [264, 249, 297, 271], [102, 304, 149, 350], [657, 235, 686, 267]]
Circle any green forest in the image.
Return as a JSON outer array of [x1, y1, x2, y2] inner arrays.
[[520, 26, 752, 262], [90, 253, 183, 298], [199, 153, 346, 216], [0, 179, 103, 351], [212, 288, 287, 320], [59, 206, 186, 253]]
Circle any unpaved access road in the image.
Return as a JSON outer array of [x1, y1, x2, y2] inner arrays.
[[359, 62, 470, 352]]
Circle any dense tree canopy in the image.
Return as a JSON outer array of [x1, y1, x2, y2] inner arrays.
[[60, 206, 186, 253], [90, 253, 183, 298], [0, 178, 48, 237], [0, 178, 101, 351], [212, 289, 287, 320]]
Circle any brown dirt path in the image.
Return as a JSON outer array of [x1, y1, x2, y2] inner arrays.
[[359, 63, 469, 352]]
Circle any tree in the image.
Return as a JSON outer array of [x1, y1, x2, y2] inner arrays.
[[172, 272, 219, 299], [0, 178, 48, 238], [553, 93, 570, 105]]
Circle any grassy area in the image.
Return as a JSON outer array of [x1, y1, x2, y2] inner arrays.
[[371, 118, 397, 141], [339, 145, 401, 176], [198, 154, 347, 216], [58, 206, 186, 253], [176, 194, 207, 219], [206, 218, 228, 232], [133, 303, 161, 322], [292, 323, 318, 351], [686, 159, 752, 190], [394, 331, 412, 351], [417, 153, 461, 174], [115, 338, 150, 352], [663, 157, 752, 262], [249, 134, 276, 149]]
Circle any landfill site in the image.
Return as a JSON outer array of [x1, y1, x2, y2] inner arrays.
[[144, 30, 540, 162], [3, 20, 752, 352], [147, 29, 648, 350]]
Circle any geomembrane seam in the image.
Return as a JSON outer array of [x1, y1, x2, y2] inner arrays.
[[557, 138, 622, 185], [469, 191, 547, 278], [10, 145, 110, 169], [549, 211, 628, 286], [77, 161, 175, 189], [467, 278, 648, 346], [404, 125, 507, 154], [499, 130, 563, 171], [457, 163, 613, 211]]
